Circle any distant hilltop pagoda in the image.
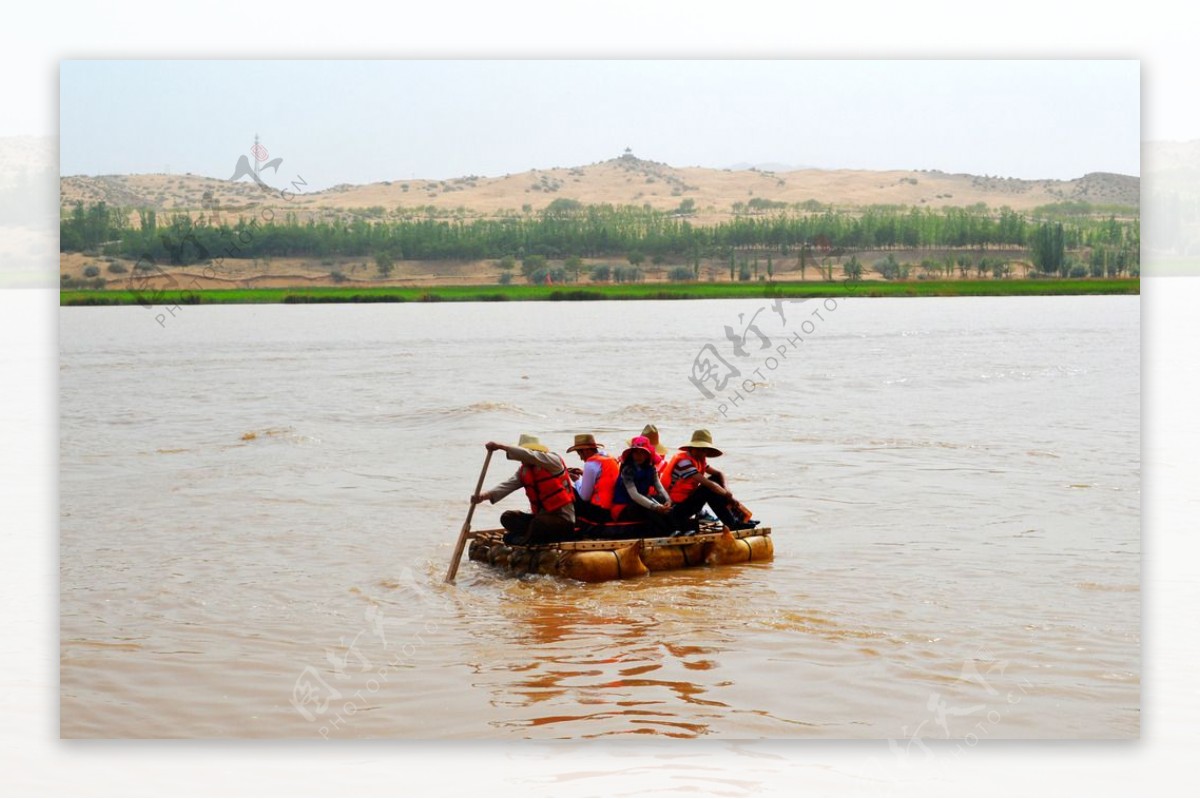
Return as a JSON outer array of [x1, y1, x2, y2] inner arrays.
[[252, 133, 263, 175], [621, 147, 635, 160]]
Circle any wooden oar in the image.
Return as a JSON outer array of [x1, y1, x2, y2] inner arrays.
[[444, 448, 494, 583]]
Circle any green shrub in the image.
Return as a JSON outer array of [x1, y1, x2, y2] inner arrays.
[[612, 265, 643, 284], [874, 255, 899, 280], [521, 254, 547, 281], [61, 274, 106, 289], [843, 256, 863, 281], [747, 197, 787, 211]]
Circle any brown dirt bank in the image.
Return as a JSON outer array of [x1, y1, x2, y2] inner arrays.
[[62, 249, 1046, 290]]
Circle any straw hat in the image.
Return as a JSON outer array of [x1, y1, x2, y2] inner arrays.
[[566, 433, 604, 453], [628, 423, 669, 456], [681, 428, 723, 457], [516, 433, 549, 453], [620, 435, 656, 462]]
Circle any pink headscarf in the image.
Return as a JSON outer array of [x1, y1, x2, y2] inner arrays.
[[622, 435, 662, 465]]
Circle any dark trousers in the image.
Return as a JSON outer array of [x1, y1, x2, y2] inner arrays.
[[574, 494, 613, 527], [500, 510, 576, 545], [667, 485, 740, 530]]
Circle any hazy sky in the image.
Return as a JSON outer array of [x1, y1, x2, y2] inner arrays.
[[60, 60, 1139, 190]]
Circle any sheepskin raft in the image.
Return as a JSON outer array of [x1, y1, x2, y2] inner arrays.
[[466, 523, 773, 582]]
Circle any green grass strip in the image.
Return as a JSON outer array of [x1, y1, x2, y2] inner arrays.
[[60, 278, 1140, 306]]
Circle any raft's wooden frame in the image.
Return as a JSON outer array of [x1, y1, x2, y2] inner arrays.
[[466, 524, 774, 582], [468, 523, 771, 551]]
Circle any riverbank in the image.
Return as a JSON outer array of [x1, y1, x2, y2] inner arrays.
[[59, 278, 1140, 306]]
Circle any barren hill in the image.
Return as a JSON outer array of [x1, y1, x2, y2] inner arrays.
[[60, 154, 1139, 226]]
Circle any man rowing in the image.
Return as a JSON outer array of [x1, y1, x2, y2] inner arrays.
[[472, 434, 576, 545]]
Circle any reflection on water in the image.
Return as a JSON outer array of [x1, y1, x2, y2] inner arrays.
[[60, 297, 1139, 739], [475, 573, 754, 738]]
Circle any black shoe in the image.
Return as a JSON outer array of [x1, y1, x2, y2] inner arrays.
[[730, 519, 761, 531]]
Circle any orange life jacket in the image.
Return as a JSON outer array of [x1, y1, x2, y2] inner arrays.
[[655, 456, 671, 488], [662, 450, 707, 503], [584, 452, 620, 510], [519, 455, 573, 513]]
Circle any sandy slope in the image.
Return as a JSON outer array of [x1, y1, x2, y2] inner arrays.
[[61, 154, 1139, 224]]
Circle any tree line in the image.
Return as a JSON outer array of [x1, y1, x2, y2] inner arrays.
[[60, 200, 1139, 275]]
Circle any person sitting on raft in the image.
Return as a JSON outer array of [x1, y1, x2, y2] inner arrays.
[[661, 428, 757, 531], [566, 433, 619, 531], [472, 435, 576, 546], [607, 435, 674, 538]]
